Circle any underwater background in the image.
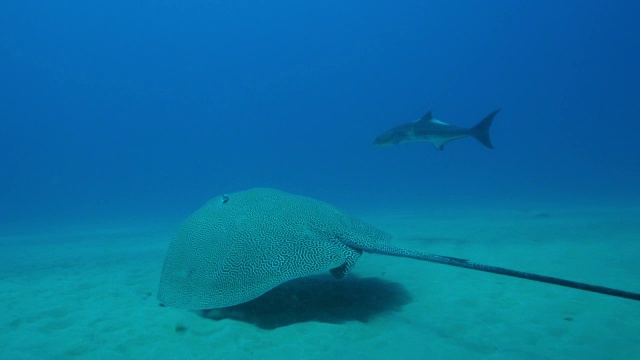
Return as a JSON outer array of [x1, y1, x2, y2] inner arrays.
[[2, 0, 639, 224], [1, 1, 640, 359]]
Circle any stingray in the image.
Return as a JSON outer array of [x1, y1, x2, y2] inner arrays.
[[158, 188, 640, 309]]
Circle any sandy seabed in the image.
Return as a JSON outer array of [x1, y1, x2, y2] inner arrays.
[[1, 202, 639, 360]]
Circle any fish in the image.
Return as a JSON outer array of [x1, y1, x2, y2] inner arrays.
[[373, 109, 500, 150]]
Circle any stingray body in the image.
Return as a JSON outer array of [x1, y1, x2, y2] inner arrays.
[[158, 188, 452, 309], [158, 188, 640, 310]]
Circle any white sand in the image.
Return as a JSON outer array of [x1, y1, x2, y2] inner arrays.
[[1, 203, 639, 359]]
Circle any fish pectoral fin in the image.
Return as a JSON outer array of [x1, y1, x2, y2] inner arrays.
[[430, 142, 446, 151]]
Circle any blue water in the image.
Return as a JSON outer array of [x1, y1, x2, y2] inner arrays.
[[1, 1, 639, 224]]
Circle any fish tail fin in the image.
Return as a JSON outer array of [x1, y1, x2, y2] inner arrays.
[[470, 109, 500, 149]]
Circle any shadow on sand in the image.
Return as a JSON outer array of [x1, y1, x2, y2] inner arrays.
[[197, 274, 412, 330]]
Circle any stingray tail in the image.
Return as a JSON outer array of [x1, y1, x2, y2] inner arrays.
[[363, 242, 640, 302], [470, 109, 500, 149]]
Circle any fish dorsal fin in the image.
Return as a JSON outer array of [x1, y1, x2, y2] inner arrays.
[[416, 111, 433, 122], [416, 111, 449, 125]]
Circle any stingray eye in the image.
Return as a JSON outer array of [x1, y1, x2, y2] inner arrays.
[[222, 194, 229, 204]]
